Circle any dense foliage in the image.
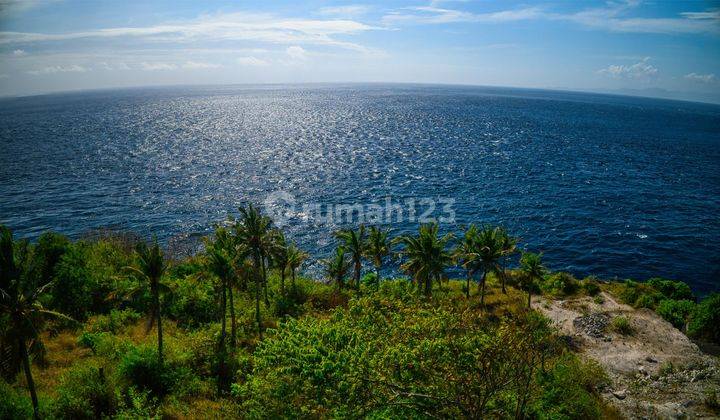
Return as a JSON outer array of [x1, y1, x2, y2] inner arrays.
[[0, 210, 716, 419]]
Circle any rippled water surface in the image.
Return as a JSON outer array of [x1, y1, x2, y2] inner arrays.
[[1, 84, 719, 292]]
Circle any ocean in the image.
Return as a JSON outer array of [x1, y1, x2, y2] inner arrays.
[[1, 84, 719, 293]]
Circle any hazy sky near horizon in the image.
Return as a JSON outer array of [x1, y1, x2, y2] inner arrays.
[[1, 0, 719, 102]]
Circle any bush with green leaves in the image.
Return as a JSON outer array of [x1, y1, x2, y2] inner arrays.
[[688, 293, 720, 343], [164, 275, 217, 328], [235, 295, 581, 418], [531, 355, 606, 420], [656, 299, 695, 330], [541, 272, 579, 296], [647, 278, 694, 301], [85, 309, 141, 334], [610, 316, 633, 335], [51, 365, 118, 420], [0, 381, 33, 419], [118, 346, 176, 398]]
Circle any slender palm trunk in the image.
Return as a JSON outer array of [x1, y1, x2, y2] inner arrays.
[[218, 279, 227, 394], [527, 289, 532, 309], [229, 282, 236, 349], [261, 256, 269, 305], [280, 267, 285, 296], [466, 271, 471, 298], [291, 268, 296, 290], [424, 275, 432, 296], [153, 281, 163, 366], [19, 338, 39, 420], [253, 254, 263, 340], [353, 259, 361, 289], [501, 262, 507, 294], [480, 271, 487, 305], [375, 264, 381, 285]]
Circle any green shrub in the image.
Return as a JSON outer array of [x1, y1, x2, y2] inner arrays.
[[0, 381, 33, 419], [647, 278, 694, 301], [531, 355, 605, 420], [85, 309, 141, 334], [581, 279, 601, 296], [610, 316, 633, 335], [118, 346, 174, 397], [541, 272, 579, 296], [659, 361, 675, 376], [360, 272, 378, 287], [688, 293, 720, 343], [52, 365, 118, 419], [634, 293, 661, 309], [656, 299, 695, 330], [164, 276, 217, 328]]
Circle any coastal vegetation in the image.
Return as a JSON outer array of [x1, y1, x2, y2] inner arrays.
[[0, 207, 718, 419]]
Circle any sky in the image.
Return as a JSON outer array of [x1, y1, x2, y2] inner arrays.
[[1, 0, 719, 102]]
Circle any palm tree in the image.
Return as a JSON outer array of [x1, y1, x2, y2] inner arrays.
[[286, 243, 308, 291], [334, 226, 366, 289], [520, 252, 546, 309], [453, 224, 479, 298], [205, 241, 234, 394], [497, 228, 518, 294], [0, 226, 72, 419], [235, 204, 272, 339], [323, 246, 351, 290], [127, 239, 169, 366], [364, 226, 391, 284], [474, 226, 504, 305], [270, 230, 290, 296], [395, 223, 453, 296]]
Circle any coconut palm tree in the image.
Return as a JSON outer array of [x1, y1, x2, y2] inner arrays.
[[497, 228, 518, 294], [286, 243, 308, 291], [474, 226, 504, 305], [234, 204, 272, 339], [453, 224, 480, 298], [323, 246, 351, 290], [205, 240, 234, 394], [334, 226, 366, 289], [364, 226, 391, 285], [520, 252, 546, 309], [270, 230, 290, 296], [395, 223, 453, 296], [0, 226, 73, 420], [126, 239, 169, 366]]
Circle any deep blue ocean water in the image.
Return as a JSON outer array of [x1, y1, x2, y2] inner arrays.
[[1, 84, 719, 293]]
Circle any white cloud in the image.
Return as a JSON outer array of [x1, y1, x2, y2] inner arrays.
[[27, 64, 88, 75], [317, 5, 370, 17], [140, 62, 177, 71], [286, 46, 308, 60], [0, 11, 377, 52], [684, 73, 717, 83], [0, 73, 8, 79], [597, 58, 658, 79], [12, 49, 26, 56], [182, 61, 221, 69], [236, 56, 269, 66], [381, 2, 720, 34]]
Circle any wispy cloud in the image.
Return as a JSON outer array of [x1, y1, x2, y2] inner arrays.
[[12, 48, 26, 56], [182, 61, 221, 69], [140, 62, 177, 71], [597, 58, 658, 79], [27, 64, 88, 75], [684, 72, 717, 83], [381, 2, 720, 35], [317, 5, 370, 17], [286, 46, 308, 60], [236, 56, 269, 66], [0, 11, 378, 52]]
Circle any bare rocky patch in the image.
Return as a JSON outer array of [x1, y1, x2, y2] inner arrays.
[[534, 292, 720, 419]]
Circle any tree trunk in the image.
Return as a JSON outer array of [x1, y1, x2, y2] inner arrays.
[[19, 338, 39, 420], [376, 264, 381, 285], [480, 271, 487, 305], [466, 271, 471, 298], [291, 268, 296, 290], [424, 275, 432, 296], [255, 270, 263, 340], [154, 282, 163, 366], [261, 256, 269, 305], [229, 283, 236, 349], [528, 289, 532, 309], [501, 262, 507, 294], [218, 279, 227, 394], [280, 267, 285, 296], [354, 259, 361, 289]]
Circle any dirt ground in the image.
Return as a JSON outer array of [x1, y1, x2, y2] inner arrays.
[[534, 292, 720, 419]]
